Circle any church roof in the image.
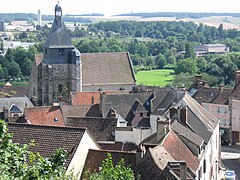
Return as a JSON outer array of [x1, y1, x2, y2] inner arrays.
[[81, 52, 136, 86]]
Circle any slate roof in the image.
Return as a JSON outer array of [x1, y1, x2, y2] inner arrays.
[[61, 105, 102, 123], [101, 92, 152, 119], [98, 141, 138, 152], [171, 120, 204, 147], [81, 52, 136, 86], [152, 88, 178, 115], [180, 94, 219, 143], [65, 117, 117, 141], [43, 17, 73, 48], [25, 106, 64, 126], [135, 117, 151, 128], [161, 130, 199, 172], [82, 149, 136, 179], [192, 86, 232, 105], [70, 91, 101, 105], [7, 123, 86, 168], [0, 97, 33, 112]]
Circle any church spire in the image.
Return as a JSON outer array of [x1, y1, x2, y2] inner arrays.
[[54, 1, 62, 27]]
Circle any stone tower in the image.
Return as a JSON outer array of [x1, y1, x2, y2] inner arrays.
[[38, 3, 82, 106]]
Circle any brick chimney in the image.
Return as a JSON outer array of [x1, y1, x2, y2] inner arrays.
[[219, 83, 224, 93], [156, 116, 170, 142], [180, 107, 187, 126], [235, 70, 240, 85]]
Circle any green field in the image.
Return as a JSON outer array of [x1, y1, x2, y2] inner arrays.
[[135, 69, 174, 86]]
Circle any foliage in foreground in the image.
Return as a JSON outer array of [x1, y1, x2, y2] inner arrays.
[[85, 153, 135, 180], [0, 119, 75, 179]]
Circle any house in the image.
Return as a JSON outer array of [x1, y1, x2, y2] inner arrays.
[[137, 145, 196, 180], [138, 93, 220, 180], [65, 117, 117, 141], [7, 123, 99, 179], [0, 97, 33, 122], [25, 106, 65, 126], [191, 72, 240, 145], [28, 3, 136, 106]]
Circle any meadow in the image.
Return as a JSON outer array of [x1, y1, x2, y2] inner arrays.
[[135, 69, 174, 86]]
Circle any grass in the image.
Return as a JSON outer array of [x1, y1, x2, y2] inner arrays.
[[135, 69, 174, 86]]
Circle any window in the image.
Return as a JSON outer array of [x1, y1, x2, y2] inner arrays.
[[45, 49, 47, 55], [58, 48, 65, 56], [140, 113, 143, 117], [217, 106, 226, 114], [203, 159, 206, 173]]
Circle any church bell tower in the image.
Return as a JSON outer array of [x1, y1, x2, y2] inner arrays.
[[38, 3, 82, 106]]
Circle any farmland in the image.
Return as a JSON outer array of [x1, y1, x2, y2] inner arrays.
[[135, 69, 174, 86]]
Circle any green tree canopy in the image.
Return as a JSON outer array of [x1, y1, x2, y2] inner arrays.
[[88, 153, 135, 180]]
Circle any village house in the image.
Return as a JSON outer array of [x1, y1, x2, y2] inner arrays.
[[190, 71, 240, 145], [7, 123, 99, 179], [137, 93, 220, 180]]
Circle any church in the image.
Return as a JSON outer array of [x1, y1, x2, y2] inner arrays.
[[29, 3, 136, 106]]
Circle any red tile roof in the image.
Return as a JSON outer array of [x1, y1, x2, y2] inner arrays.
[[71, 92, 101, 106], [25, 106, 64, 126], [161, 130, 199, 172]]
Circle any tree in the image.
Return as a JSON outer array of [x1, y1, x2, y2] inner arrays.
[[184, 43, 195, 59], [155, 53, 166, 69], [0, 119, 75, 179], [8, 61, 21, 77], [135, 29, 143, 37], [88, 153, 135, 180], [175, 58, 197, 75]]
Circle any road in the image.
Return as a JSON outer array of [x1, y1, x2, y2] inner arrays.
[[221, 145, 240, 179]]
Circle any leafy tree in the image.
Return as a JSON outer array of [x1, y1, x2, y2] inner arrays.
[[88, 153, 135, 180], [0, 65, 4, 79], [0, 119, 75, 179], [135, 29, 143, 37], [8, 61, 21, 77], [175, 58, 197, 75], [184, 43, 195, 59], [155, 53, 166, 69]]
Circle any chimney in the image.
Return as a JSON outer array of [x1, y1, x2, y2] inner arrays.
[[195, 74, 202, 82], [136, 146, 144, 165], [180, 107, 187, 126], [180, 161, 187, 180], [235, 70, 240, 85], [219, 83, 224, 93], [169, 107, 177, 120], [156, 116, 170, 142]]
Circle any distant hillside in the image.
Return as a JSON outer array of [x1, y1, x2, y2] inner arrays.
[[116, 12, 240, 19], [0, 13, 92, 23]]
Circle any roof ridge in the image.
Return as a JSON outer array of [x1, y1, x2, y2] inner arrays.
[[8, 122, 87, 131]]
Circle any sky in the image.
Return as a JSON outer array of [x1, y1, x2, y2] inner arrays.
[[1, 0, 240, 16]]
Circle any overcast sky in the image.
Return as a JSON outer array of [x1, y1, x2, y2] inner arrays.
[[1, 0, 240, 15]]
